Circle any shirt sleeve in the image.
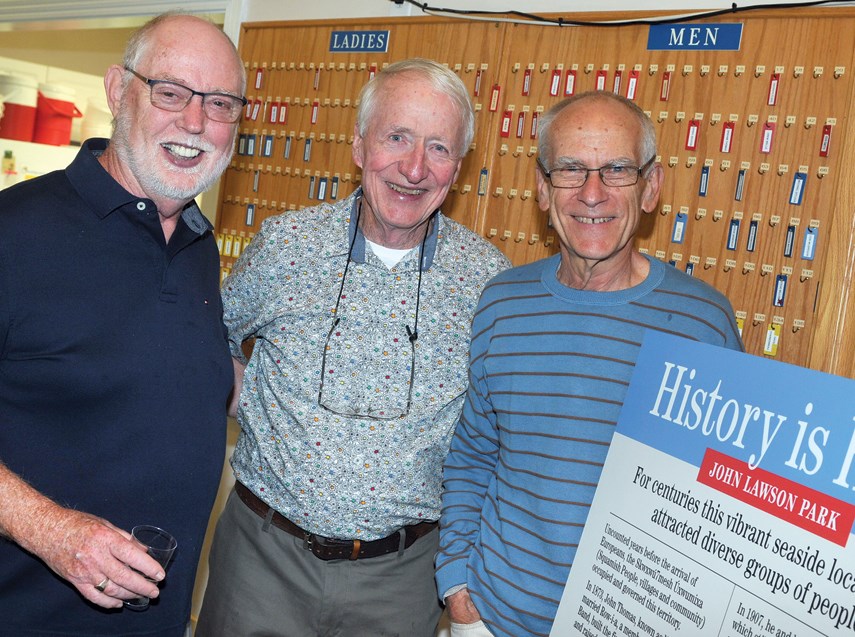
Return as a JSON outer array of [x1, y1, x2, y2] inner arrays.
[[435, 294, 501, 598], [723, 309, 745, 353], [221, 219, 280, 362], [714, 291, 745, 353]]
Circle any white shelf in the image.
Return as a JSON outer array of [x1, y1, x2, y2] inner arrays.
[[0, 138, 78, 189]]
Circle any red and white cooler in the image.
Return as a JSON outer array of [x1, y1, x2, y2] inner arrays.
[[0, 73, 39, 142], [34, 83, 82, 146]]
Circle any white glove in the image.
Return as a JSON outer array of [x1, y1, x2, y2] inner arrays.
[[449, 620, 494, 637]]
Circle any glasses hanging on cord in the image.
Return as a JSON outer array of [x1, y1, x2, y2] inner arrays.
[[317, 201, 433, 420]]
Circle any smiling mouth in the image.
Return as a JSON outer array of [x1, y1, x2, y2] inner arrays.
[[388, 182, 426, 196], [575, 216, 614, 224], [163, 143, 202, 159]]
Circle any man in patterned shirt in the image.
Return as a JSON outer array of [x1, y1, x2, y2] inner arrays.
[[196, 58, 509, 637], [435, 92, 743, 637]]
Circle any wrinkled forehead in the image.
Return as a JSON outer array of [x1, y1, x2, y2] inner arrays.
[[550, 98, 646, 162], [368, 76, 465, 145], [142, 19, 244, 93]]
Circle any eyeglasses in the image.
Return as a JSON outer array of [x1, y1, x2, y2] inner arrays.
[[537, 156, 656, 189], [125, 67, 247, 123], [316, 200, 431, 421], [318, 317, 416, 420]]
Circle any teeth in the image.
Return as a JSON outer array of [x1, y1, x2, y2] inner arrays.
[[163, 144, 201, 159], [388, 182, 424, 195], [576, 216, 612, 224]]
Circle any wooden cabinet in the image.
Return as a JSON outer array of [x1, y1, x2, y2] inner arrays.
[[216, 9, 855, 377]]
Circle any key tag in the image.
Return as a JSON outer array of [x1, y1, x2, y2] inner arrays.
[[564, 69, 576, 96], [720, 122, 734, 153]]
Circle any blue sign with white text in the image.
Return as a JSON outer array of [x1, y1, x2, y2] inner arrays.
[[648, 23, 743, 50], [329, 30, 390, 53], [620, 331, 855, 506]]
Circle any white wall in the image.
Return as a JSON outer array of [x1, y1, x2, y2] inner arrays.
[[0, 1, 225, 23]]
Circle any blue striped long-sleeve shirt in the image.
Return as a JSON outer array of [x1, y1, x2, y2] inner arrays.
[[436, 253, 743, 637]]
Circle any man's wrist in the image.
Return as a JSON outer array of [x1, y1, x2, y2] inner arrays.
[[445, 586, 482, 624], [443, 583, 468, 602]]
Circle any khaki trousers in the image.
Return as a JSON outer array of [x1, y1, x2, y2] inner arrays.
[[196, 488, 443, 637]]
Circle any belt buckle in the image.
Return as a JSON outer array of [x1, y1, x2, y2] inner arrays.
[[305, 533, 353, 560], [303, 532, 325, 556], [302, 532, 314, 553]]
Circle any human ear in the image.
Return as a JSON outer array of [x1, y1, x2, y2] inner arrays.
[[535, 166, 551, 212], [103, 65, 126, 117], [640, 162, 664, 214], [351, 123, 364, 169]]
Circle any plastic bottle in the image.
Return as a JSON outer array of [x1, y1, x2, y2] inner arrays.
[[2, 150, 18, 186], [2, 150, 14, 173]]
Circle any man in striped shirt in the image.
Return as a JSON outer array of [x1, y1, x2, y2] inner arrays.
[[435, 91, 743, 637]]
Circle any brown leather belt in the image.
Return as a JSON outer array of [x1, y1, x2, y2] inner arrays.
[[235, 481, 437, 561]]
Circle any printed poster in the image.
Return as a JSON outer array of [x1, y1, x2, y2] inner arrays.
[[551, 331, 855, 637]]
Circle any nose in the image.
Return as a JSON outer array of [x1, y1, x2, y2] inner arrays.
[[177, 95, 206, 133], [576, 169, 609, 206], [399, 142, 429, 183]]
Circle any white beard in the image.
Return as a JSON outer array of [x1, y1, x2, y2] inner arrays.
[[111, 105, 235, 202]]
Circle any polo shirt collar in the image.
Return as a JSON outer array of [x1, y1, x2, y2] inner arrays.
[[65, 138, 212, 236]]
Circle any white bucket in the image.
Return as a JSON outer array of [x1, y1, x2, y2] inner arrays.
[[0, 73, 39, 141], [81, 97, 113, 141]]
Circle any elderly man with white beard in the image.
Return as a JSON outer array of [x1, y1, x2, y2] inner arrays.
[[0, 13, 245, 636]]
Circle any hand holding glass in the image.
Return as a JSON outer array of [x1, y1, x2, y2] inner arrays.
[[123, 525, 177, 611]]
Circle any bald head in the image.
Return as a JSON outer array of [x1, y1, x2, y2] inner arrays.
[[122, 14, 246, 97], [537, 91, 657, 171]]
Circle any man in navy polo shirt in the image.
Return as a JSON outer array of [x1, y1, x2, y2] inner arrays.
[[0, 13, 245, 636]]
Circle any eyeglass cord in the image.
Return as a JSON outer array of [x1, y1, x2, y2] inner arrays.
[[331, 197, 434, 344]]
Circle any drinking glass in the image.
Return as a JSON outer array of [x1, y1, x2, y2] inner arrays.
[[123, 525, 177, 611]]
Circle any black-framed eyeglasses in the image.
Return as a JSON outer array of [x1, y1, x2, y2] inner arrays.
[[125, 67, 247, 123], [537, 156, 656, 189]]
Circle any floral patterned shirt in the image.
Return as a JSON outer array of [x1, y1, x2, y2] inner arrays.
[[223, 189, 510, 539]]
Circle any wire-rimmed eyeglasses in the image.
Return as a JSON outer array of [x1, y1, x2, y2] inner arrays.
[[537, 156, 656, 189], [316, 201, 432, 421], [125, 67, 247, 123], [317, 317, 416, 421]]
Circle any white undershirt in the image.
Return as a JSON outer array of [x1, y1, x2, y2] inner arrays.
[[365, 239, 414, 268]]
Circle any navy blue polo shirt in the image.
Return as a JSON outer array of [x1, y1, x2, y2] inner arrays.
[[0, 139, 233, 636]]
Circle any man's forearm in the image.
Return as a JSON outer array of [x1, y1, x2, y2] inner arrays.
[[0, 461, 62, 550], [0, 461, 165, 608]]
